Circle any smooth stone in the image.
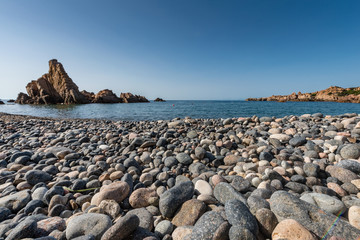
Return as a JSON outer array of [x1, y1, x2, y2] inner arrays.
[[176, 153, 192, 165], [325, 165, 358, 183], [214, 182, 247, 206], [348, 205, 360, 230], [340, 144, 360, 159], [194, 147, 206, 160], [270, 191, 360, 239], [300, 193, 346, 215], [172, 199, 207, 227], [6, 218, 37, 240], [129, 188, 157, 208], [225, 199, 258, 235], [127, 208, 154, 231], [171, 226, 193, 240], [189, 211, 227, 240], [91, 181, 130, 206], [32, 187, 48, 201], [0, 190, 31, 212], [229, 225, 256, 240], [66, 213, 112, 240], [289, 136, 307, 147], [303, 163, 319, 177], [0, 206, 11, 221], [269, 134, 291, 142], [224, 155, 241, 166], [194, 180, 212, 196], [159, 181, 194, 218], [101, 214, 139, 240], [255, 208, 278, 238], [272, 219, 316, 240], [154, 220, 173, 238], [336, 160, 360, 174], [36, 217, 66, 236]]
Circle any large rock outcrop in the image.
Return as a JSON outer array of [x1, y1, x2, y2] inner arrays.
[[16, 59, 88, 104], [15, 60, 149, 104], [246, 86, 360, 103]]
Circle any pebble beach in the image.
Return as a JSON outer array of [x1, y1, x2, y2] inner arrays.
[[1, 112, 360, 240]]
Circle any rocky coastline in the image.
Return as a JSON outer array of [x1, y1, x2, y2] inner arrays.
[[15, 60, 149, 105], [246, 86, 360, 103], [1, 112, 360, 239]]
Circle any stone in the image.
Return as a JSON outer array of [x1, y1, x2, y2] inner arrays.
[[214, 182, 247, 205], [6, 218, 37, 240], [0, 190, 31, 212], [195, 147, 206, 159], [0, 206, 11, 222], [119, 92, 149, 103], [224, 155, 240, 166], [91, 181, 130, 206], [154, 220, 173, 238], [172, 226, 193, 240], [176, 153, 192, 165], [336, 160, 360, 174], [129, 188, 157, 208], [159, 181, 194, 218], [92, 89, 121, 103], [189, 211, 228, 240], [225, 199, 258, 235], [229, 225, 256, 240], [289, 136, 307, 147], [194, 180, 212, 196], [270, 191, 360, 239], [25, 170, 52, 185], [255, 208, 278, 238], [303, 163, 320, 177], [272, 219, 316, 240], [101, 214, 139, 240], [127, 208, 154, 231], [340, 144, 360, 159], [187, 130, 198, 139], [98, 200, 121, 219], [325, 165, 358, 183], [270, 134, 291, 142], [348, 205, 360, 230], [36, 217, 66, 236], [66, 213, 112, 240], [300, 193, 346, 215], [172, 199, 207, 227]]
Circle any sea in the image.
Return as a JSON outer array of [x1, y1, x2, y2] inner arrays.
[[1, 100, 360, 121]]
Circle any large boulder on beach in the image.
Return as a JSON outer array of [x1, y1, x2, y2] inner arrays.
[[270, 191, 360, 239]]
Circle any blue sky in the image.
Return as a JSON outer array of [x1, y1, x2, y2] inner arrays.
[[0, 0, 359, 100]]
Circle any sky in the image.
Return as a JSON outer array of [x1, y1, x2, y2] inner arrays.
[[0, 0, 359, 100]]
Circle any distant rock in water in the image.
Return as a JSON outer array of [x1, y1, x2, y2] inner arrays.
[[120, 92, 149, 103], [7, 99, 15, 103], [0, 100, 4, 104], [15, 59, 149, 104], [154, 98, 166, 102], [246, 86, 360, 103]]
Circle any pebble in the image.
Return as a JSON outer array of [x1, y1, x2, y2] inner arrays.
[[91, 181, 130, 206], [172, 199, 207, 227], [101, 214, 139, 240], [272, 219, 316, 240]]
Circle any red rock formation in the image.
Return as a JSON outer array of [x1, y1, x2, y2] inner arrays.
[[120, 93, 149, 103], [246, 86, 360, 103]]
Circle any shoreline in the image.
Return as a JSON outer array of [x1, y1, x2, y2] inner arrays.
[[1, 111, 360, 239]]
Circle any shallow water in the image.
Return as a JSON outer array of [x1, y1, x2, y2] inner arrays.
[[1, 100, 360, 121]]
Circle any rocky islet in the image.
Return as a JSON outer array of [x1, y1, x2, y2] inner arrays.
[[1, 113, 360, 239]]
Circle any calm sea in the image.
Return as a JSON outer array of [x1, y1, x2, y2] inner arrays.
[[1, 100, 360, 121]]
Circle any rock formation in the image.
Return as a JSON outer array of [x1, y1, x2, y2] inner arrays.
[[15, 59, 149, 104], [0, 100, 4, 104], [154, 98, 166, 102], [120, 93, 149, 103], [246, 86, 360, 103]]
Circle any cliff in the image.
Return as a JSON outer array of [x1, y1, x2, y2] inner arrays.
[[246, 86, 360, 103], [15, 60, 149, 104]]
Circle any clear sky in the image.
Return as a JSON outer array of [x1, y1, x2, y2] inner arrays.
[[0, 0, 359, 100]]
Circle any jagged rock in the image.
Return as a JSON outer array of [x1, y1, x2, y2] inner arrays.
[[120, 92, 149, 103], [154, 98, 165, 102], [246, 86, 360, 103], [16, 59, 88, 104], [15, 59, 149, 105]]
